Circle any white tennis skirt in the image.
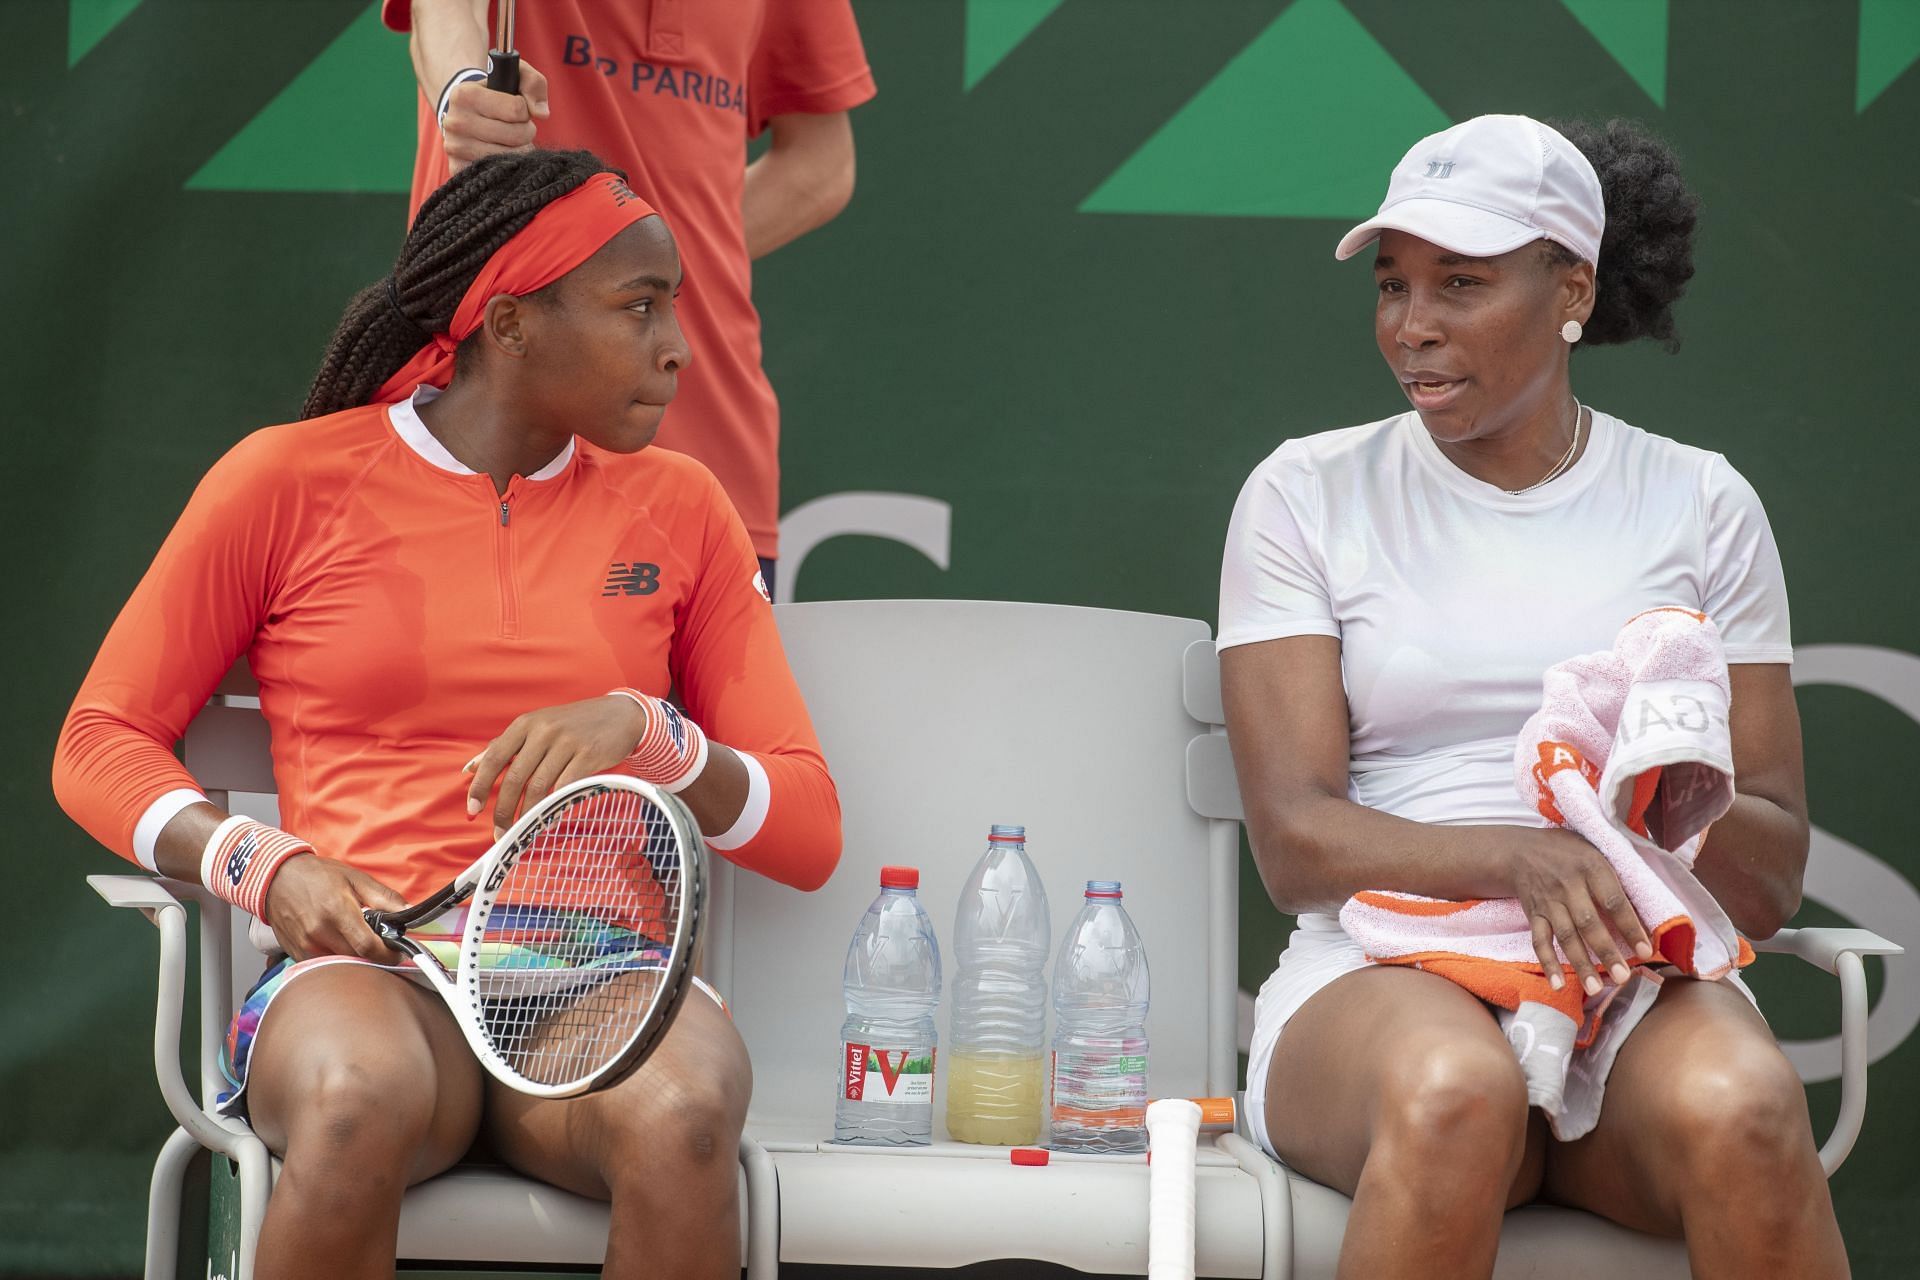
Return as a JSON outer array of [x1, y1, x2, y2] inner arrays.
[[1241, 913, 1372, 1157], [1239, 912, 1757, 1157]]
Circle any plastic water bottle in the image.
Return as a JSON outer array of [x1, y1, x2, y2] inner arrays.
[[947, 824, 1051, 1145], [834, 866, 942, 1146], [1049, 880, 1150, 1153]]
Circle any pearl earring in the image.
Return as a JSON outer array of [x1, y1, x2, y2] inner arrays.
[[1560, 320, 1583, 344]]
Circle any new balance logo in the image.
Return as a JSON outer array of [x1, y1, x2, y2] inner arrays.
[[1425, 159, 1455, 179], [225, 831, 259, 887], [603, 562, 661, 596], [661, 702, 688, 753]]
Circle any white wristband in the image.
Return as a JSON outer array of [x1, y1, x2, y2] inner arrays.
[[436, 67, 489, 130]]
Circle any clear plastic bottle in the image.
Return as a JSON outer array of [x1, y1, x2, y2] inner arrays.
[[834, 865, 942, 1146], [947, 824, 1051, 1145], [1049, 880, 1150, 1154]]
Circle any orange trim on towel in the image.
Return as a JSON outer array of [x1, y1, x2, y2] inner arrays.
[[1625, 767, 1663, 839], [1351, 892, 1488, 917], [1530, 742, 1601, 824], [1381, 953, 1588, 1024], [1649, 915, 1697, 973]]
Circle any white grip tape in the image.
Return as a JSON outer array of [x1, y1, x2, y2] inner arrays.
[[1145, 1098, 1203, 1280]]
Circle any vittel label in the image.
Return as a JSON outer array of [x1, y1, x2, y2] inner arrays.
[[842, 1042, 935, 1104]]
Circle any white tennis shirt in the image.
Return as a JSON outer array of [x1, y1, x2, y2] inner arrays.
[[1218, 409, 1792, 830]]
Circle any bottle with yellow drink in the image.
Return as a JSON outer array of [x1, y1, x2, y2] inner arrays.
[[946, 825, 1051, 1144]]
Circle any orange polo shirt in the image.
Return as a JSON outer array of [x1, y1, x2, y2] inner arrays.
[[54, 390, 841, 903], [385, 0, 875, 559]]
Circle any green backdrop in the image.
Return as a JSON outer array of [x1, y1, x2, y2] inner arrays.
[[5, 0, 1917, 1273]]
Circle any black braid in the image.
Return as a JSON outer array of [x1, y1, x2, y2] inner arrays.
[[302, 149, 624, 419], [1542, 118, 1699, 352]]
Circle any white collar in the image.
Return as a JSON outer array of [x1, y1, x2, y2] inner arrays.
[[386, 384, 575, 482]]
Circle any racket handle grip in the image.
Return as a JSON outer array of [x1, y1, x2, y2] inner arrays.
[[487, 49, 521, 95], [1146, 1098, 1202, 1280], [362, 907, 403, 946]]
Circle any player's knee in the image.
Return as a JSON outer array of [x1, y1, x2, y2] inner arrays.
[[602, 1071, 747, 1181], [1375, 1041, 1529, 1173], [294, 1057, 433, 1164], [1665, 1052, 1809, 1172]]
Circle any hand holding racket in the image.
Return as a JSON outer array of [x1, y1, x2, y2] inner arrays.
[[263, 853, 410, 963], [365, 775, 705, 1097]]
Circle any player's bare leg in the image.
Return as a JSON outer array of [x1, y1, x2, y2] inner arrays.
[[484, 992, 751, 1278], [245, 965, 484, 1280]]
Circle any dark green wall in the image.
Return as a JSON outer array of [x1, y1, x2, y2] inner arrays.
[[6, 0, 1917, 1273]]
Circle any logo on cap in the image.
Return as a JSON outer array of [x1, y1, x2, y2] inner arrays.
[[1424, 159, 1456, 179]]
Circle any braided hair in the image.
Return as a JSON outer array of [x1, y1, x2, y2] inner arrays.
[[1541, 118, 1699, 352], [303, 149, 620, 419]]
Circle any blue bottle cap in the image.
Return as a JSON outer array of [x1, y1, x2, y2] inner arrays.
[[1085, 880, 1122, 898]]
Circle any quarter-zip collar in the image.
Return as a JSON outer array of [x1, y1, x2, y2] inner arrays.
[[386, 383, 577, 484]]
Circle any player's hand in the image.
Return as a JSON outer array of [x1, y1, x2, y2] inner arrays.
[[1502, 826, 1654, 997], [442, 60, 551, 174], [263, 853, 409, 963], [466, 694, 648, 836]]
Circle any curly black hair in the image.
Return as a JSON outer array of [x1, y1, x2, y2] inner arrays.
[[1541, 118, 1698, 352], [303, 148, 621, 419]]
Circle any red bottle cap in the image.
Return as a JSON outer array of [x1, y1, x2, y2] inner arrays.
[[1010, 1148, 1049, 1166], [879, 866, 919, 889]]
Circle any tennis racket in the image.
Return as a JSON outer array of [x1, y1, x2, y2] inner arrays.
[[363, 774, 703, 1098], [1145, 1098, 1204, 1280], [486, 0, 520, 94]]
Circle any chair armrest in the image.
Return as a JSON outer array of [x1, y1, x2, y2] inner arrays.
[[89, 872, 257, 1160], [88, 873, 188, 916], [1749, 925, 1902, 973], [1749, 926, 1903, 1177]]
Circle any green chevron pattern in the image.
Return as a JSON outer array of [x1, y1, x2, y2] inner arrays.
[[1858, 0, 1920, 112], [964, 0, 1065, 91], [68, 0, 144, 66], [1559, 0, 1668, 107], [1080, 0, 1449, 219], [186, 3, 415, 194]]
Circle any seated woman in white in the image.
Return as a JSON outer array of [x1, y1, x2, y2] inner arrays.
[[1220, 114, 1843, 1278]]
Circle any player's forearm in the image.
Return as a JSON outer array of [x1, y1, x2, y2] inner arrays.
[[1690, 791, 1808, 939], [676, 741, 751, 836], [153, 802, 231, 884], [1248, 788, 1533, 916], [743, 113, 856, 259], [408, 0, 492, 102]]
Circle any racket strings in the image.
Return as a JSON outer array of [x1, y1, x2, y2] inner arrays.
[[471, 787, 688, 1088]]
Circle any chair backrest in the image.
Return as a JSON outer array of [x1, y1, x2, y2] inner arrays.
[[181, 663, 281, 1047], [725, 599, 1228, 1141]]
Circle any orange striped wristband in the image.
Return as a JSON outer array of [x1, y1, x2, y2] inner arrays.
[[608, 688, 709, 793], [199, 815, 311, 923]]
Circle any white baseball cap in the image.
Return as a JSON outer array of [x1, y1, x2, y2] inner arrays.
[[1334, 114, 1604, 269]]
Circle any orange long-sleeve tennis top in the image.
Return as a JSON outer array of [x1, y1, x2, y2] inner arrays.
[[53, 389, 840, 903]]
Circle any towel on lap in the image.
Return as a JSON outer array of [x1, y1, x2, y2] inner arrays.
[[1339, 607, 1751, 1139]]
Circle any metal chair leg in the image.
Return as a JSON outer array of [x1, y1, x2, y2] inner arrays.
[[145, 1127, 203, 1280], [741, 1133, 779, 1279]]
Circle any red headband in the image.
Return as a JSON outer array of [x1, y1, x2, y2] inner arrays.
[[375, 172, 659, 404]]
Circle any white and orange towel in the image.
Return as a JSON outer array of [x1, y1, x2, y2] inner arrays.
[[1340, 608, 1753, 1139]]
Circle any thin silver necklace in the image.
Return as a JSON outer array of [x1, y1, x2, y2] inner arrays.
[[1505, 400, 1586, 495]]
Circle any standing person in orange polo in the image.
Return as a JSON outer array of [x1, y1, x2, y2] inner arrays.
[[387, 0, 874, 593]]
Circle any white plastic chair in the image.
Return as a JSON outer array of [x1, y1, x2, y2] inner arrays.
[[737, 600, 1275, 1275], [88, 662, 775, 1280], [1181, 637, 1904, 1278]]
